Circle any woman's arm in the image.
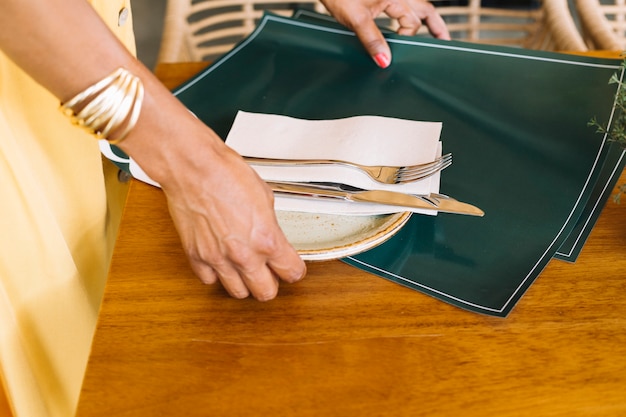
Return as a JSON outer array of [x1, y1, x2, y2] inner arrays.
[[0, 0, 306, 301]]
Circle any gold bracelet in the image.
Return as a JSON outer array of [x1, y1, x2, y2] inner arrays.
[[60, 67, 144, 145]]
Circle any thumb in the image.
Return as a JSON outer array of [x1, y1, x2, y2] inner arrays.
[[352, 19, 392, 68]]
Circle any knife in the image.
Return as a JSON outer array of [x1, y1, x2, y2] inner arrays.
[[267, 181, 484, 217]]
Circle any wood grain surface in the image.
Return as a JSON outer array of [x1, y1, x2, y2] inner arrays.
[[76, 58, 626, 417]]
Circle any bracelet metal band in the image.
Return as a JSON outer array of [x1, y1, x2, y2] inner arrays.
[[60, 67, 144, 145]]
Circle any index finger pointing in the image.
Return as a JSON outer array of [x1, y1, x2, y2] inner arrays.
[[349, 15, 393, 68]]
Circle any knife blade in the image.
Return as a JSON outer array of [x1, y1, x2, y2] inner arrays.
[[267, 181, 484, 217]]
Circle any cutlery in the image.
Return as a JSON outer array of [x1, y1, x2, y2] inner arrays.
[[268, 181, 484, 216], [244, 153, 452, 185]]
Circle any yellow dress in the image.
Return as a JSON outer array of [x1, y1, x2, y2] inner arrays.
[[0, 1, 134, 416]]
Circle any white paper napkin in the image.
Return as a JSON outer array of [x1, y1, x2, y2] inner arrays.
[[225, 111, 444, 215]]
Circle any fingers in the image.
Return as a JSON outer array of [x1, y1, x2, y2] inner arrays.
[[386, 1, 423, 37], [174, 197, 305, 302], [213, 233, 303, 302], [321, 0, 450, 68], [319, 0, 392, 68], [351, 14, 393, 69], [262, 224, 308, 285], [192, 262, 253, 300], [414, 1, 451, 40], [386, 1, 450, 39], [187, 240, 301, 302], [181, 225, 253, 299]]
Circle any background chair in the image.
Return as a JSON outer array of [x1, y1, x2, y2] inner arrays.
[[157, 0, 587, 64], [425, 0, 586, 50], [157, 0, 328, 63], [575, 0, 625, 50]]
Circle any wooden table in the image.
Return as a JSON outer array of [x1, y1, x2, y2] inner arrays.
[[76, 57, 626, 417]]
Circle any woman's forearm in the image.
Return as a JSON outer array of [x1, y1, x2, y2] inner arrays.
[[0, 0, 206, 183], [0, 0, 307, 301], [0, 0, 143, 100]]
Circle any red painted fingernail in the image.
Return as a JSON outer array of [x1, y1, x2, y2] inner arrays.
[[374, 53, 391, 68]]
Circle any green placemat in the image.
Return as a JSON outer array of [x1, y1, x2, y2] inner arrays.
[[290, 9, 626, 264], [554, 149, 625, 261], [104, 12, 623, 316]]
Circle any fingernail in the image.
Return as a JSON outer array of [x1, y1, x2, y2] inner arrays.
[[373, 53, 391, 69], [287, 265, 306, 283]]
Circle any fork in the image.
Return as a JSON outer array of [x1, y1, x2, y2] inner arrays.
[[243, 153, 452, 185]]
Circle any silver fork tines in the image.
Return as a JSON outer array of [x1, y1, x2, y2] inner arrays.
[[243, 153, 452, 185]]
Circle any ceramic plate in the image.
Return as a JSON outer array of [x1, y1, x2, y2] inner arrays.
[[276, 211, 412, 261]]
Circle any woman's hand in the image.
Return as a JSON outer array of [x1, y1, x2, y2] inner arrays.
[[321, 0, 450, 68], [120, 73, 308, 301], [155, 126, 307, 301]]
